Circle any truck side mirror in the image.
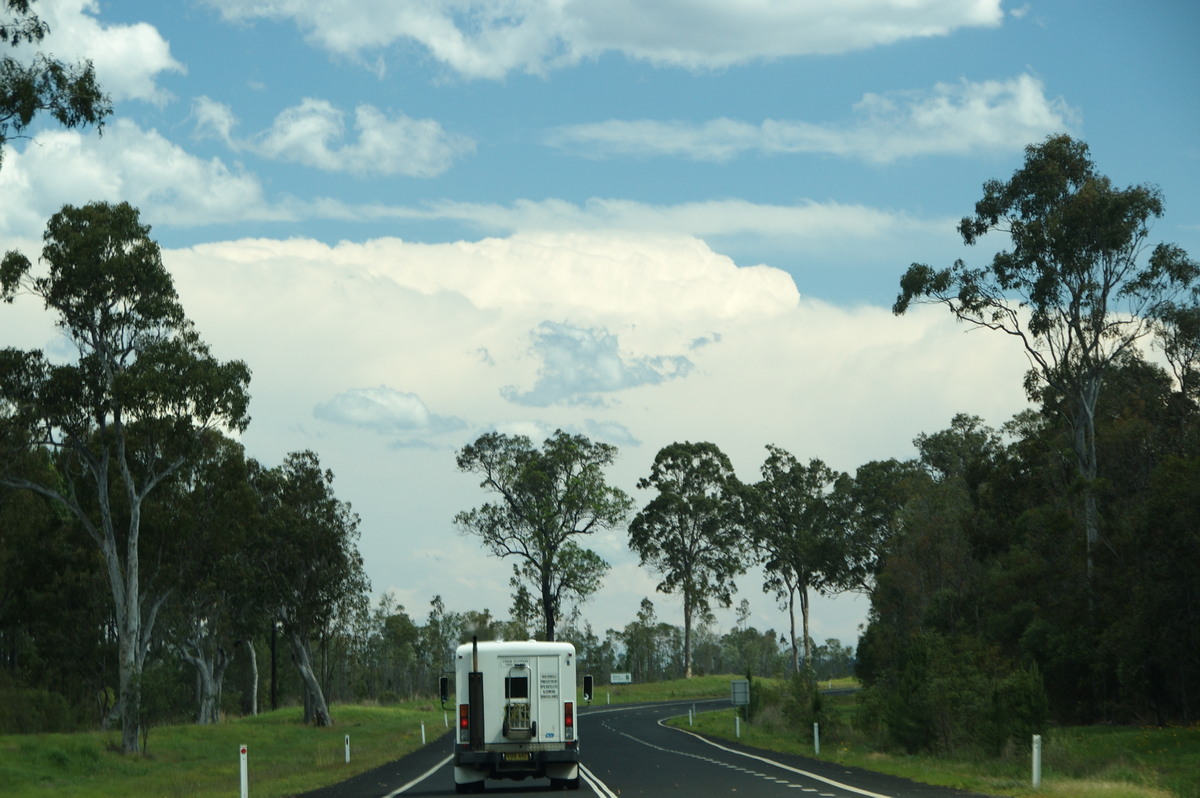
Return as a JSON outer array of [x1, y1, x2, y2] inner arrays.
[[583, 674, 594, 703], [439, 675, 449, 704]]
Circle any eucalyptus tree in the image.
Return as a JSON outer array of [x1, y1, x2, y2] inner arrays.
[[894, 134, 1199, 585], [744, 445, 850, 674], [455, 429, 632, 642], [628, 441, 746, 678], [0, 202, 251, 753], [1, 0, 110, 168], [1153, 296, 1200, 405], [155, 431, 264, 724], [252, 451, 369, 727]]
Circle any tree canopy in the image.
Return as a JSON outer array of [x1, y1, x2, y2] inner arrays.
[[894, 133, 1199, 584], [1, 0, 110, 169], [455, 429, 631, 642], [0, 201, 251, 752], [744, 446, 852, 673], [628, 441, 746, 678]]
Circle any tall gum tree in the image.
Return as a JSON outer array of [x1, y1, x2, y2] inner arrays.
[[894, 134, 1199, 587], [252, 450, 368, 727], [744, 445, 852, 674], [455, 430, 631, 642], [628, 441, 746, 678], [0, 201, 251, 753]]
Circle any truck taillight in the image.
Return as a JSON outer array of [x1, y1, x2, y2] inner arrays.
[[564, 701, 574, 740], [459, 703, 469, 741]]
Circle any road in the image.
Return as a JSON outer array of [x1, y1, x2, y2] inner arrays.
[[299, 700, 994, 798]]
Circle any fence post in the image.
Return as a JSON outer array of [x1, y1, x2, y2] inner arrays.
[[1032, 734, 1042, 789]]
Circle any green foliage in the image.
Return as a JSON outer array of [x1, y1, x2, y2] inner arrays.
[[1, 1, 111, 169], [0, 675, 76, 733], [986, 662, 1049, 754], [629, 441, 747, 675], [455, 429, 631, 642], [743, 445, 855, 671], [1, 201, 252, 752]]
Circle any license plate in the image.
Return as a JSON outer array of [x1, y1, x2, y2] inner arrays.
[[503, 752, 531, 762]]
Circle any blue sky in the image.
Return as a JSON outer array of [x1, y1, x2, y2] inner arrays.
[[3, 0, 1198, 649]]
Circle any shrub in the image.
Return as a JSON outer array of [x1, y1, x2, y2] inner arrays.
[[0, 680, 76, 733]]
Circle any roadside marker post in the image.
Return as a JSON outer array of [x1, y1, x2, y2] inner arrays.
[[1032, 734, 1042, 788], [240, 745, 248, 798], [345, 735, 350, 764], [813, 723, 820, 755], [421, 722, 427, 745]]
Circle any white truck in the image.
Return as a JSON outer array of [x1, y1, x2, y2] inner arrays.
[[442, 638, 582, 793]]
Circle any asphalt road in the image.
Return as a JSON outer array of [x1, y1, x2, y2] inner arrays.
[[298, 700, 996, 798]]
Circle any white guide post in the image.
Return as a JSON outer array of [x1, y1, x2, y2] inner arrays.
[[1032, 734, 1042, 789], [240, 745, 248, 798]]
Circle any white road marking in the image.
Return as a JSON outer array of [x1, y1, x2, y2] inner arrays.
[[383, 753, 452, 797], [581, 764, 620, 798], [659, 719, 895, 798]]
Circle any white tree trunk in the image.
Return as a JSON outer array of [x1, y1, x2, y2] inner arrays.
[[247, 641, 259, 716], [289, 630, 332, 726]]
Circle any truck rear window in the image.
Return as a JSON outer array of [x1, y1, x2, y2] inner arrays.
[[505, 676, 529, 699]]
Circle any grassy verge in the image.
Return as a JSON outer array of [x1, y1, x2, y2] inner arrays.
[[0, 702, 447, 798], [3, 679, 1195, 798], [662, 685, 1200, 798]]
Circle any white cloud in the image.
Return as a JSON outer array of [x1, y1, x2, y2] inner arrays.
[[192, 97, 475, 177], [356, 197, 947, 244], [36, 0, 184, 104], [0, 121, 279, 239], [203, 0, 1004, 79], [548, 74, 1078, 162], [254, 99, 475, 177], [314, 386, 466, 437]]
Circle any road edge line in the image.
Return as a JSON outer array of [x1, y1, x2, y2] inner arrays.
[[662, 720, 893, 798], [383, 753, 453, 797]]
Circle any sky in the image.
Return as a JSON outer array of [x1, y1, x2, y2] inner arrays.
[[2, 0, 1198, 655]]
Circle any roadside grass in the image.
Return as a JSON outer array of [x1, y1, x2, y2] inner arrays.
[[3, 678, 1195, 798], [662, 684, 1199, 798], [0, 702, 447, 798]]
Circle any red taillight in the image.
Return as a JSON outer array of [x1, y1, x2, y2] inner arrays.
[[459, 703, 469, 730], [564, 701, 573, 727]]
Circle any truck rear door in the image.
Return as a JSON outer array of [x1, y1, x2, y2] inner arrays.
[[535, 654, 562, 742]]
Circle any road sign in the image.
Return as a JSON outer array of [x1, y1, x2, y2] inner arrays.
[[731, 679, 749, 706]]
